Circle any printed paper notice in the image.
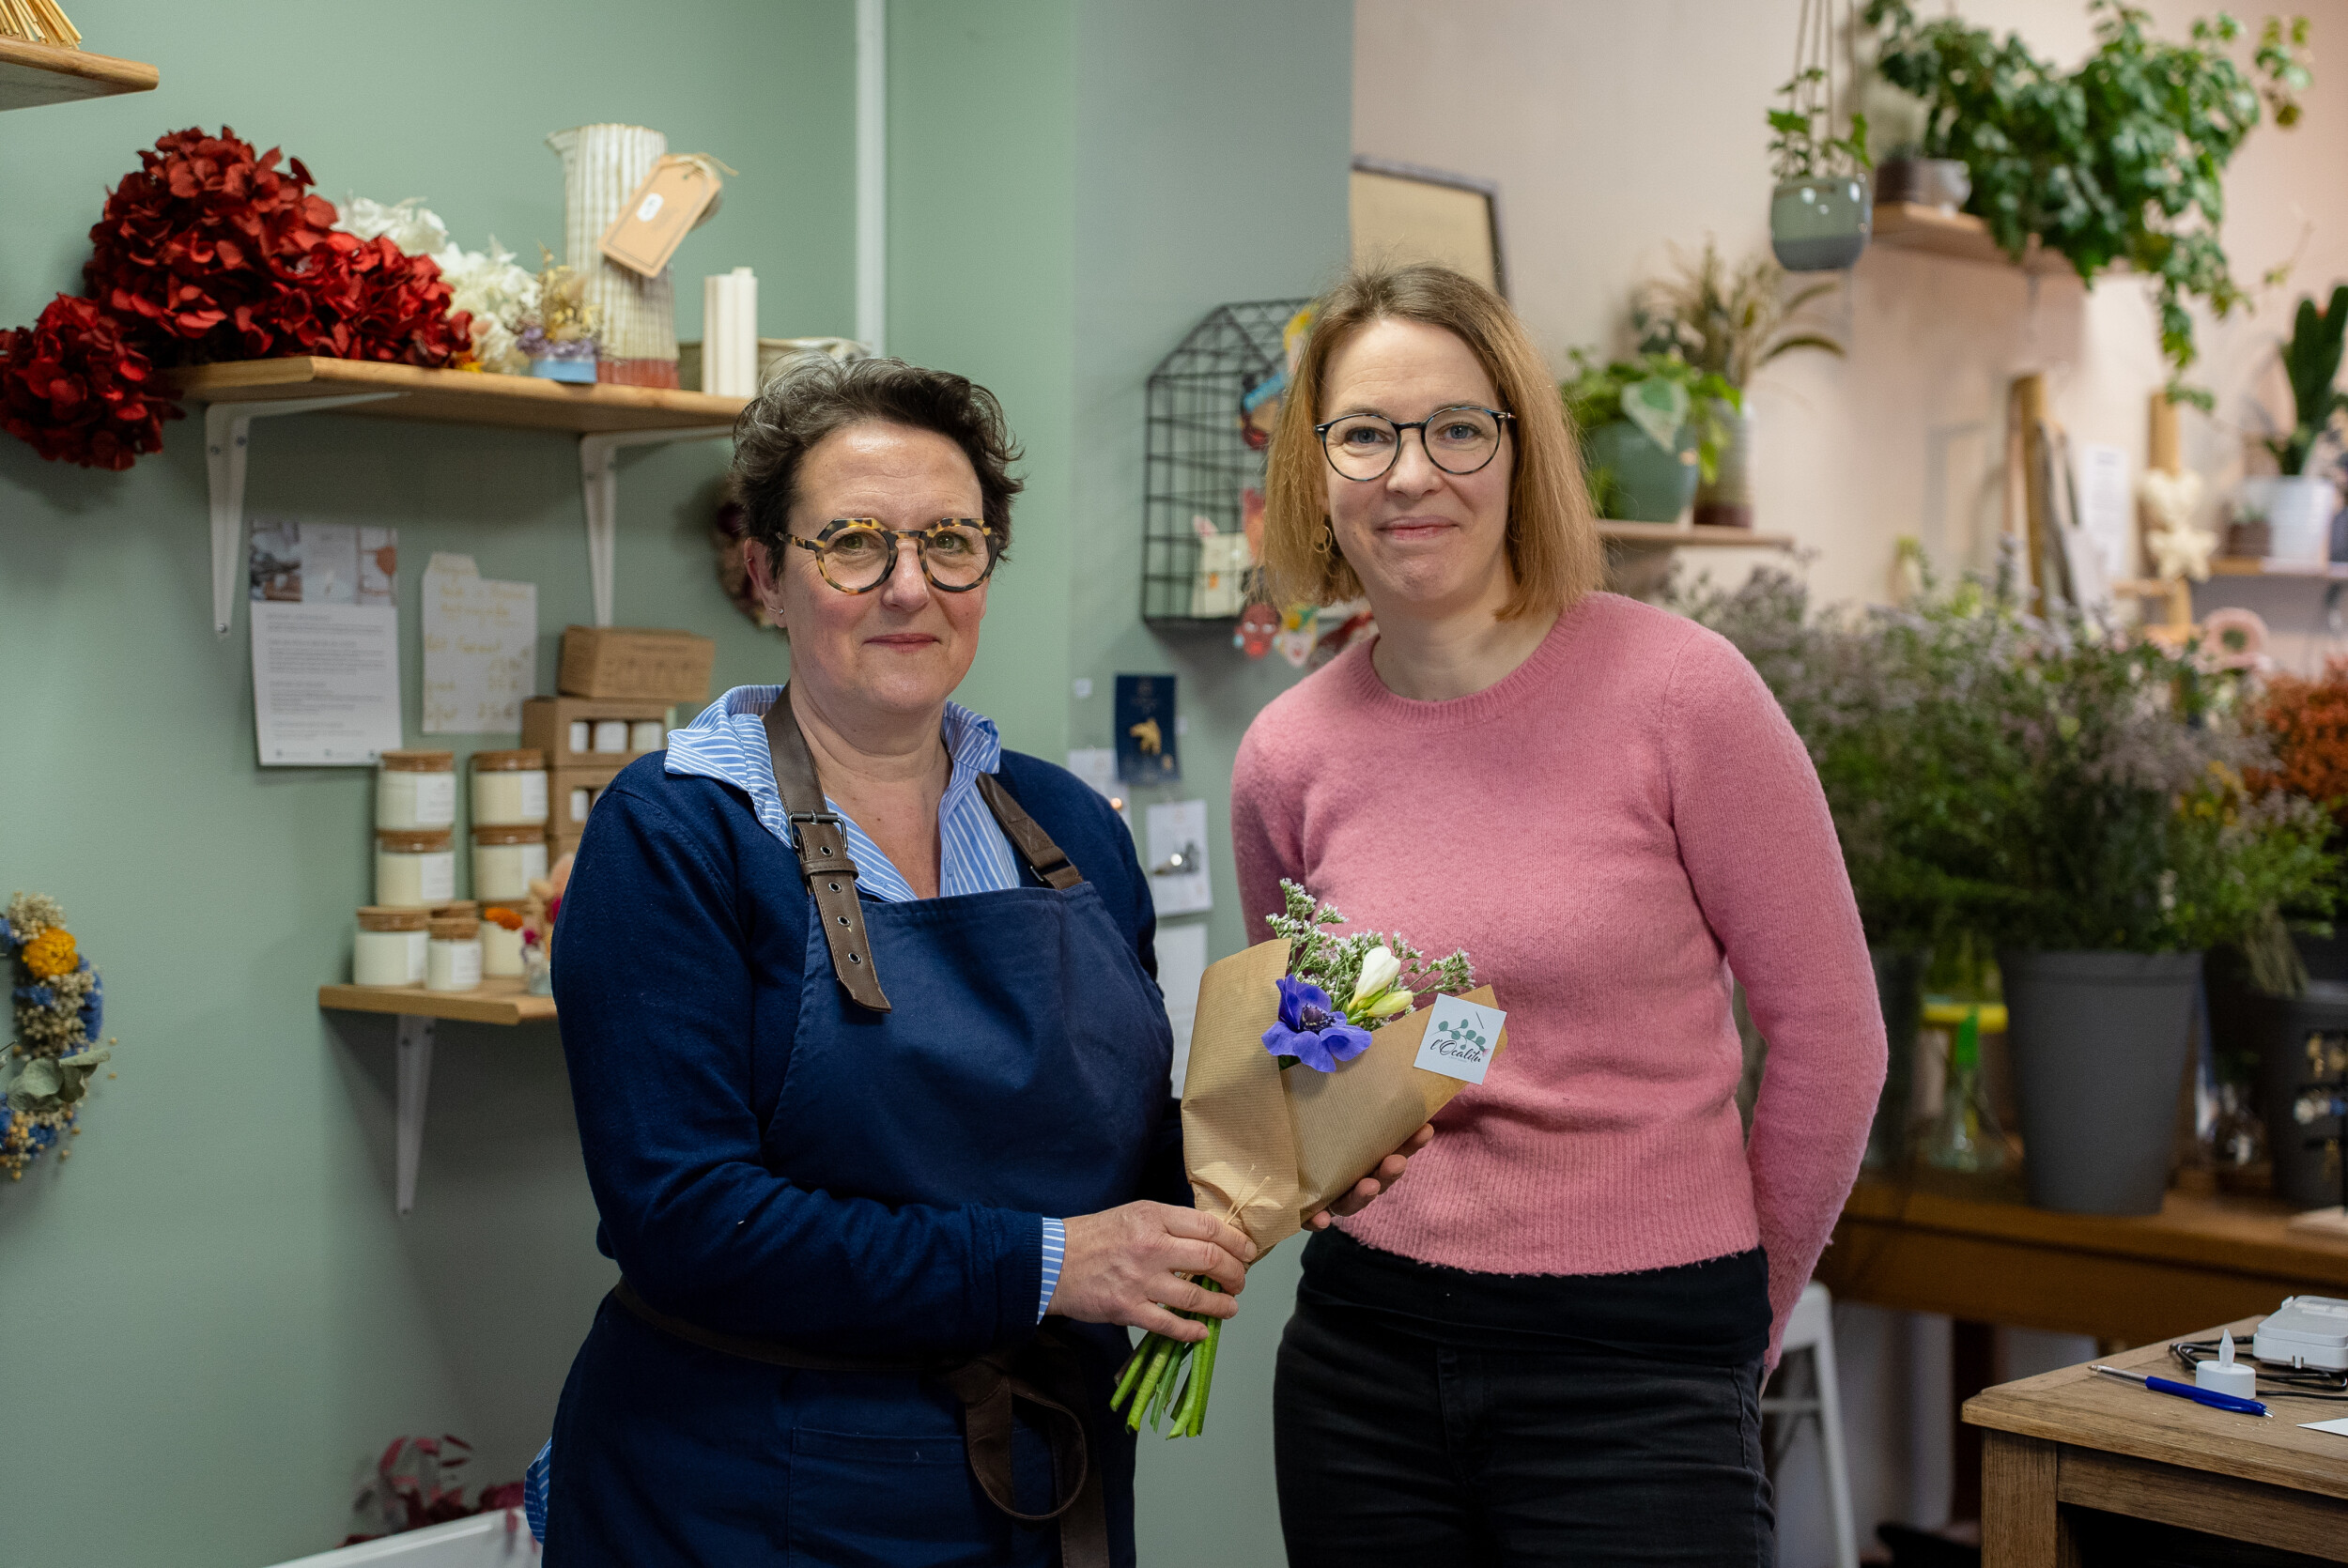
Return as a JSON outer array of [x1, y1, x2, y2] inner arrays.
[[421, 552, 537, 734], [248, 517, 403, 766], [1414, 992, 1507, 1085], [1157, 921, 1208, 1097]]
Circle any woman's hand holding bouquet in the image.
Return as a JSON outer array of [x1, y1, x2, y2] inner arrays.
[[1110, 883, 1503, 1437]]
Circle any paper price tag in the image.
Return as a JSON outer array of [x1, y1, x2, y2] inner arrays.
[[599, 157, 724, 279], [1414, 993, 1506, 1084]]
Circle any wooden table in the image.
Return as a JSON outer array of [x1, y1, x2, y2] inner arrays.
[[1817, 1172, 2348, 1347], [1968, 1320, 2348, 1564]]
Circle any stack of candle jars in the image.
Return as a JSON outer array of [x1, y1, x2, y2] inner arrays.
[[471, 747, 550, 909]]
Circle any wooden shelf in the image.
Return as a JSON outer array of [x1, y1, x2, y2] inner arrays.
[[1871, 201, 2078, 278], [2206, 556, 2348, 580], [318, 977, 556, 1027], [1599, 522, 1796, 549], [0, 37, 157, 111], [172, 358, 749, 435]]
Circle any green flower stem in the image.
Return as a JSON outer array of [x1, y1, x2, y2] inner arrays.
[[1110, 1343, 1149, 1407]]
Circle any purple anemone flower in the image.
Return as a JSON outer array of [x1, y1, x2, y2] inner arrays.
[[1262, 975, 1374, 1072]]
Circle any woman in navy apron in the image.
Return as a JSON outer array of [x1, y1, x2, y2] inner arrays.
[[540, 356, 1418, 1567]]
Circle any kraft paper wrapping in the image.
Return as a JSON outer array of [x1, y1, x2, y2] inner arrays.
[[1180, 938, 1506, 1254]]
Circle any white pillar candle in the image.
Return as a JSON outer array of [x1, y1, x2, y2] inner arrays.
[[569, 720, 593, 754], [593, 720, 629, 753]]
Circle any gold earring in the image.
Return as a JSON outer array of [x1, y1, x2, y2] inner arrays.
[[1314, 520, 1334, 556]]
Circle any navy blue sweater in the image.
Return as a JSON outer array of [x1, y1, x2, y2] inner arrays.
[[551, 749, 1186, 1357]]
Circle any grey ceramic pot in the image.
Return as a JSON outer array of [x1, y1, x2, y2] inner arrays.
[[1864, 947, 1927, 1170], [1583, 419, 1698, 522], [2001, 949, 2201, 1214], [1770, 177, 1872, 271], [1874, 157, 1971, 211]]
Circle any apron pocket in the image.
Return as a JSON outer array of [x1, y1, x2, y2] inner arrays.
[[786, 1424, 1055, 1568]]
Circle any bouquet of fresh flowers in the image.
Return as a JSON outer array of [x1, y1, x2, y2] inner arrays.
[[1111, 882, 1502, 1437]]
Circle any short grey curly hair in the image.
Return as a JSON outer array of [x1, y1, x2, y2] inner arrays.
[[729, 355, 1024, 577]]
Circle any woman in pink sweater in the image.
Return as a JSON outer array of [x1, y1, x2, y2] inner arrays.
[[1233, 265, 1884, 1565]]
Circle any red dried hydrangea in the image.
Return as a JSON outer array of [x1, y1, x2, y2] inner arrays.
[[1, 126, 471, 470], [0, 295, 181, 470]]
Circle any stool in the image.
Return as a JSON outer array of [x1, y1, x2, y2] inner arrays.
[[1760, 1279, 1859, 1568]]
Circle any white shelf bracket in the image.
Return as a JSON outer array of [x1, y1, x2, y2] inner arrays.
[[578, 426, 734, 627], [206, 394, 398, 638], [394, 1012, 435, 1216]]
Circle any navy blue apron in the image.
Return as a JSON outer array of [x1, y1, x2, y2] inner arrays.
[[548, 712, 1170, 1568]]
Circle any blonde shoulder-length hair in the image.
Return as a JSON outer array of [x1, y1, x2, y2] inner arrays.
[[1259, 263, 1600, 620]]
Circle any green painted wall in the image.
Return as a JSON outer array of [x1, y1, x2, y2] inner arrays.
[[0, 4, 854, 1563], [1, 2, 1349, 1562]]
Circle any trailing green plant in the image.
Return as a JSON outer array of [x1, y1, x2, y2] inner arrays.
[[1864, 0, 2313, 408], [1633, 240, 1846, 390], [2266, 284, 2348, 476], [1560, 350, 1741, 483], [1769, 65, 1875, 182]]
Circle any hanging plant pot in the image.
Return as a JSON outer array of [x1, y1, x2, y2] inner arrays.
[[1694, 400, 1756, 529], [2001, 949, 2201, 1215], [1583, 419, 1698, 523], [1770, 177, 1871, 272]]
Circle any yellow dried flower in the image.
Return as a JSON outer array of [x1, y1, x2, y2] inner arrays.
[[21, 928, 76, 979]]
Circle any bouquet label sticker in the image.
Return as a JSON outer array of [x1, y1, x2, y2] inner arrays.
[[1415, 994, 1506, 1084]]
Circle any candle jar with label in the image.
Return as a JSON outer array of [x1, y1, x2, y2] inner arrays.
[[593, 719, 630, 754], [377, 750, 457, 831], [480, 905, 528, 976], [473, 825, 548, 902], [425, 915, 484, 992], [353, 906, 430, 986], [471, 748, 549, 826], [377, 829, 457, 908]]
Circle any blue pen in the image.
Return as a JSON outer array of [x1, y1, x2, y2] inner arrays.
[[2091, 1363, 2271, 1418]]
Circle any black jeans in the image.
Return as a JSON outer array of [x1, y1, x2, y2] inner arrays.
[[1274, 1295, 1774, 1567]]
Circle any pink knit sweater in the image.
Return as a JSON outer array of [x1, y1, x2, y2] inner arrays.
[[1231, 592, 1885, 1362]]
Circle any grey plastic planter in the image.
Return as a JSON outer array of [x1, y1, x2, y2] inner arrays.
[[1864, 947, 1926, 1170], [2000, 949, 2202, 1215]]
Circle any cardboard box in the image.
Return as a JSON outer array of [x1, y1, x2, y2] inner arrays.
[[559, 626, 716, 703], [522, 697, 672, 771], [550, 763, 626, 837]]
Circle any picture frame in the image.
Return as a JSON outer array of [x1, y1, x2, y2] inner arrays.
[[1349, 156, 1508, 300]]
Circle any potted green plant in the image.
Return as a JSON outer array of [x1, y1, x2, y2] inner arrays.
[[1682, 548, 2337, 1209], [1561, 352, 1740, 522], [2244, 285, 2347, 564], [1769, 65, 1875, 271], [1634, 241, 1846, 528], [1863, 0, 2312, 407]]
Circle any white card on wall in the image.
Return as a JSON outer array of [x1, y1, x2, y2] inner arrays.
[[2073, 441, 2135, 583], [421, 552, 537, 734], [1145, 799, 1212, 916], [1414, 993, 1507, 1084], [1156, 920, 1208, 1098]]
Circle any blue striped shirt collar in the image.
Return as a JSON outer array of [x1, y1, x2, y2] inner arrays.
[[664, 684, 1018, 902]]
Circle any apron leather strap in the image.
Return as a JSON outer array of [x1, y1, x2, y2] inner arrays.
[[976, 773, 1084, 891], [761, 688, 1089, 1012], [764, 689, 892, 1013], [610, 1281, 1109, 1568]]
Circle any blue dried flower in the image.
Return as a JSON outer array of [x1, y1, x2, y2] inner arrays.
[[77, 966, 103, 1042]]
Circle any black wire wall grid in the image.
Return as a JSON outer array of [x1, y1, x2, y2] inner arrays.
[[1141, 299, 1311, 625]]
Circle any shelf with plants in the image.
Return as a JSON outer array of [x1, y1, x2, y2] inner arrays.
[[1599, 523, 1794, 550], [0, 36, 156, 111], [1869, 202, 2078, 277]]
